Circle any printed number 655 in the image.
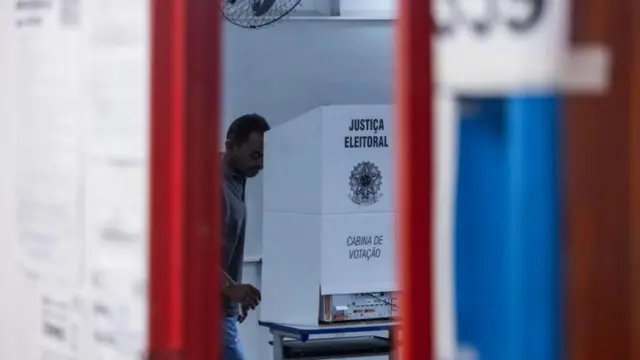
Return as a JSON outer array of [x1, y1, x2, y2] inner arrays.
[[434, 0, 547, 36]]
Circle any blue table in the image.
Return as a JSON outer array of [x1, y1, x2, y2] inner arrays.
[[258, 320, 396, 360]]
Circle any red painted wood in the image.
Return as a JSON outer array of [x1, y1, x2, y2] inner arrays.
[[565, 0, 640, 359], [149, 0, 185, 353], [396, 0, 434, 359], [168, 0, 187, 347], [630, 2, 640, 358], [149, 0, 221, 359], [182, 0, 222, 359]]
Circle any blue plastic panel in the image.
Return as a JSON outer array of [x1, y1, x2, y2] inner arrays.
[[455, 94, 560, 360]]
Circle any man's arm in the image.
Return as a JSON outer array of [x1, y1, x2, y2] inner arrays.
[[215, 173, 254, 324], [220, 194, 232, 291], [220, 192, 260, 306]]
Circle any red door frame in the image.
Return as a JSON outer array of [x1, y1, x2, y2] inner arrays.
[[565, 1, 640, 359], [149, 0, 222, 359], [148, 0, 433, 359], [397, 1, 434, 359], [148, 0, 185, 356]]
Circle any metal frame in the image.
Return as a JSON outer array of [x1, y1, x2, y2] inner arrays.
[[260, 322, 395, 360]]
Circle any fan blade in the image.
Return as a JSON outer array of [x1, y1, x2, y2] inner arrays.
[[252, 0, 277, 16]]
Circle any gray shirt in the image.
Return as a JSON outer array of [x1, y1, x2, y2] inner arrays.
[[221, 164, 247, 316]]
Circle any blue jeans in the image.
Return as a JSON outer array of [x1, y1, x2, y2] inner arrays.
[[222, 316, 246, 360]]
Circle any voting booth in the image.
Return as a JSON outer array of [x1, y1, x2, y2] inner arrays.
[[260, 105, 397, 326]]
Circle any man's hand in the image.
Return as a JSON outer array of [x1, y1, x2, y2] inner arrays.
[[223, 283, 261, 308], [238, 304, 250, 323]]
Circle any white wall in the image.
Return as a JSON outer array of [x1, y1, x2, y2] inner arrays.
[[0, 4, 19, 360], [0, 6, 73, 360], [222, 19, 394, 136], [222, 19, 395, 360], [0, 5, 39, 360]]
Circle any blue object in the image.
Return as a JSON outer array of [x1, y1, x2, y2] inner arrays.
[[224, 316, 248, 360], [455, 94, 560, 360]]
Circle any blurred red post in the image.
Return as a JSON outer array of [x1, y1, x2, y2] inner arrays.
[[149, 0, 222, 359], [396, 0, 434, 359], [149, 0, 186, 357], [183, 0, 223, 358]]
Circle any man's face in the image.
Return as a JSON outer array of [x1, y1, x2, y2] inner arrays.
[[229, 132, 264, 178]]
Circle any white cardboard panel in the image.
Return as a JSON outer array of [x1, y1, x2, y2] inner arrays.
[[260, 212, 322, 326], [321, 105, 394, 215], [320, 213, 396, 295], [261, 104, 397, 326], [262, 108, 323, 214]]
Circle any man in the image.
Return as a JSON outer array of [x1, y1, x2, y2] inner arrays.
[[221, 113, 270, 360]]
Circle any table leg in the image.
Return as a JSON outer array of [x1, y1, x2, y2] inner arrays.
[[271, 331, 285, 360]]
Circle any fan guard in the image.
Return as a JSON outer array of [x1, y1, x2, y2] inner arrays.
[[222, 0, 303, 29]]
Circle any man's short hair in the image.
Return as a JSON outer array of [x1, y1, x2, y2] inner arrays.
[[226, 113, 271, 144]]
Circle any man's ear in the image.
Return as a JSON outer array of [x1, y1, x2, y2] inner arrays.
[[224, 138, 234, 151]]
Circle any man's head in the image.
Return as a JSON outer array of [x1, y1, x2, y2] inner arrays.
[[224, 113, 270, 178]]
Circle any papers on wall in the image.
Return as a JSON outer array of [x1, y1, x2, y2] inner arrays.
[[85, 269, 147, 360], [83, 161, 148, 284], [81, 0, 150, 160], [37, 289, 83, 360], [79, 0, 150, 357], [13, 0, 85, 287], [13, 0, 151, 357]]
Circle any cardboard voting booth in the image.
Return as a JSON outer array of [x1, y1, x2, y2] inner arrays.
[[260, 105, 397, 326]]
